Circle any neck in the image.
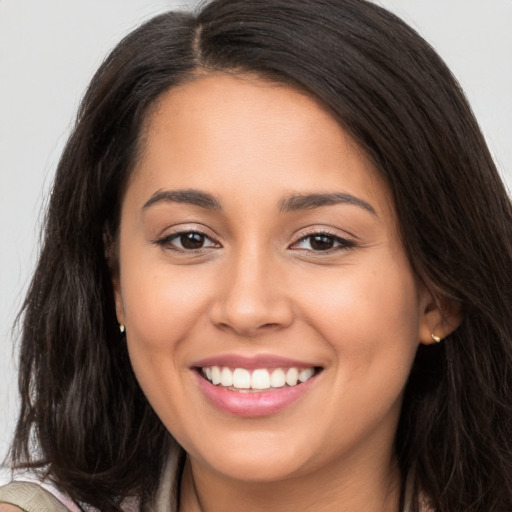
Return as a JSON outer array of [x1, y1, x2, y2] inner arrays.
[[178, 451, 402, 512]]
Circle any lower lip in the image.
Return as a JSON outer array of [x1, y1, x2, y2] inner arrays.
[[195, 372, 317, 417]]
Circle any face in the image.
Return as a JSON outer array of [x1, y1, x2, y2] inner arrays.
[[114, 73, 437, 484]]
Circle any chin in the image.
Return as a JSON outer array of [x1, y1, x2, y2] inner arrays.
[[186, 430, 316, 483], [205, 453, 307, 483]]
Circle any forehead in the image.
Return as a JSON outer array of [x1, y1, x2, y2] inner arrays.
[[129, 72, 393, 219]]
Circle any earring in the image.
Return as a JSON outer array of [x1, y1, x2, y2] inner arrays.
[[431, 333, 441, 343], [119, 324, 126, 334]]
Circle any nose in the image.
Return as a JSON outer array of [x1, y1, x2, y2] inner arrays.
[[209, 246, 294, 337]]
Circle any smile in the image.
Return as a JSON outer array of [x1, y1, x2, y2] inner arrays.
[[200, 366, 316, 391], [193, 357, 322, 417]]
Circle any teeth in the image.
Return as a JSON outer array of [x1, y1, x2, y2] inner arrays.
[[220, 367, 233, 387], [201, 366, 316, 390], [251, 369, 270, 390], [299, 368, 314, 382], [211, 366, 221, 385], [233, 368, 251, 389], [285, 368, 299, 386], [270, 368, 286, 388]]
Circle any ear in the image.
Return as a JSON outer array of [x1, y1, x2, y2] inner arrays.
[[111, 273, 126, 327], [104, 230, 126, 326], [418, 287, 462, 345]]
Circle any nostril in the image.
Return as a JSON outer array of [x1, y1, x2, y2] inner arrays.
[[208, 286, 294, 335]]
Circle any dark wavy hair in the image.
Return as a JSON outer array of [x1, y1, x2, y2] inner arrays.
[[9, 1, 512, 511]]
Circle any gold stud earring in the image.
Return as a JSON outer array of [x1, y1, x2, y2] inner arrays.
[[431, 333, 441, 343], [119, 324, 126, 333]]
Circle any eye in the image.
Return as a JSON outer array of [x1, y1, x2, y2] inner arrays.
[[291, 232, 355, 252], [157, 230, 220, 251]]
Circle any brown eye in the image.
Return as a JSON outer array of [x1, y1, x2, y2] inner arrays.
[[156, 230, 219, 251], [309, 235, 335, 251], [292, 232, 355, 252], [179, 232, 206, 249]]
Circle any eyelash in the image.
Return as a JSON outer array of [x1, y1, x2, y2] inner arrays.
[[291, 230, 356, 253], [154, 230, 220, 252], [154, 229, 355, 254]]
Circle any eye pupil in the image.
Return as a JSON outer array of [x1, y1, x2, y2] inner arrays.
[[310, 235, 334, 251], [180, 232, 205, 249]]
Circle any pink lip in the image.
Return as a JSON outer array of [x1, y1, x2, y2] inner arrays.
[[194, 369, 319, 418], [192, 354, 316, 370]]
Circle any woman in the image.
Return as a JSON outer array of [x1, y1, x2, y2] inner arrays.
[[1, 0, 511, 511]]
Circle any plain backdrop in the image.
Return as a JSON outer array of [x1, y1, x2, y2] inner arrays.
[[1, 0, 511, 462]]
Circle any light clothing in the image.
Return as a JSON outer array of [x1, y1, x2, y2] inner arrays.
[[0, 470, 85, 512], [0, 451, 180, 512], [0, 451, 432, 511]]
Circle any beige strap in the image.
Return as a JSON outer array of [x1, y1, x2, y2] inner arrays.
[[152, 446, 183, 512], [0, 482, 71, 512]]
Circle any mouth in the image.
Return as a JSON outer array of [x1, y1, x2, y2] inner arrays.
[[197, 365, 320, 392], [192, 357, 323, 417]]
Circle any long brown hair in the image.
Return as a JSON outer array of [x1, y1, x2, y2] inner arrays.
[[10, 1, 512, 510]]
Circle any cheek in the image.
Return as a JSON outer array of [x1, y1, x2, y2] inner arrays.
[[293, 258, 421, 450], [118, 257, 216, 439], [297, 254, 421, 387], [118, 249, 215, 374]]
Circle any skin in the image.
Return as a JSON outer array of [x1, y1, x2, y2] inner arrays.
[[113, 73, 458, 512]]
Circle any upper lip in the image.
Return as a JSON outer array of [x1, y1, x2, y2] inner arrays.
[[192, 354, 320, 370]]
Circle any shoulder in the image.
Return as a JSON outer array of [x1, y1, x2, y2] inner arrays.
[[0, 481, 72, 512]]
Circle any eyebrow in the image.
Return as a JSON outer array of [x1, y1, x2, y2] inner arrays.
[[142, 188, 376, 216], [143, 189, 222, 210], [279, 193, 377, 215]]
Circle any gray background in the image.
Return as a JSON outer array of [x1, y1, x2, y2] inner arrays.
[[1, 0, 511, 462]]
